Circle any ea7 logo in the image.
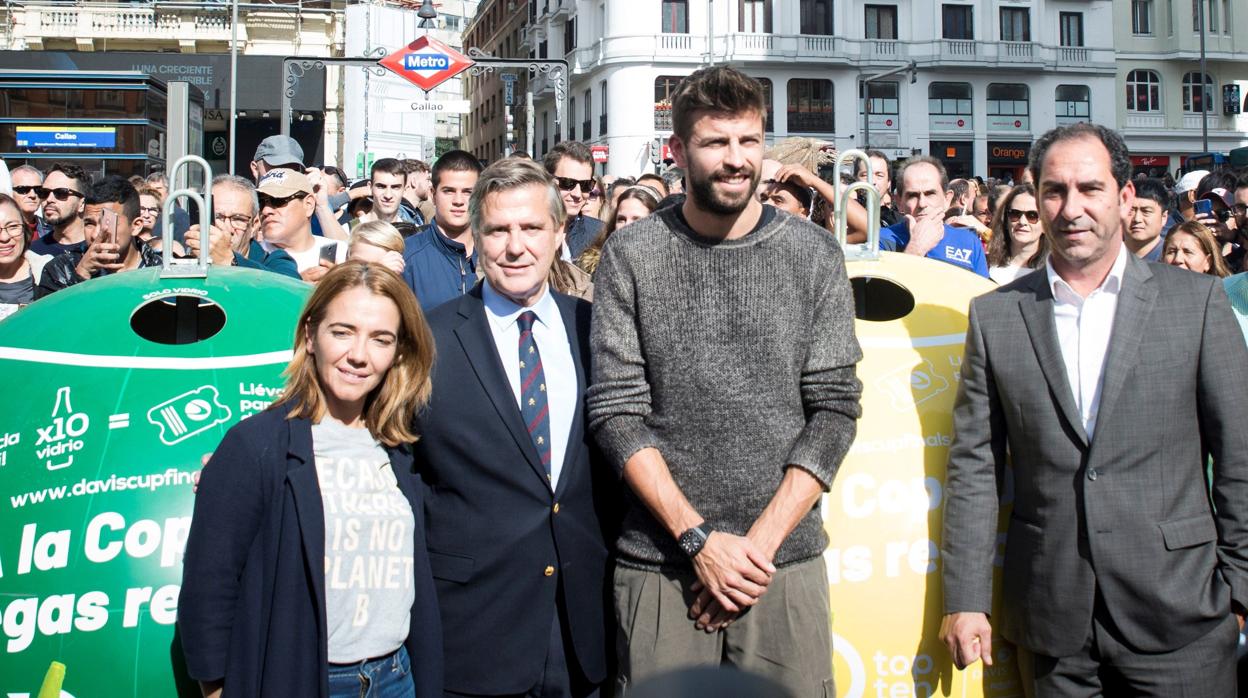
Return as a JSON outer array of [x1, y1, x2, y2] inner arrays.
[[944, 246, 973, 264]]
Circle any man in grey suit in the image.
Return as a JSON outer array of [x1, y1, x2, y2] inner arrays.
[[940, 122, 1248, 696]]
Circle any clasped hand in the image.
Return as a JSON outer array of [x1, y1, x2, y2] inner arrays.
[[688, 532, 775, 633]]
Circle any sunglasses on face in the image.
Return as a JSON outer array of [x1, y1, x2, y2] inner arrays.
[[11, 185, 40, 196], [555, 176, 595, 194], [37, 187, 84, 201], [258, 193, 306, 209], [1007, 208, 1041, 224]]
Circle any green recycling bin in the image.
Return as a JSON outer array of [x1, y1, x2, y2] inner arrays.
[[0, 266, 309, 696]]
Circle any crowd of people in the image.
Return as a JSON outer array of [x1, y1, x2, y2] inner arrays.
[[5, 63, 1248, 698]]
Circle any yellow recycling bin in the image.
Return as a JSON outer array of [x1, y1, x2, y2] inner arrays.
[[825, 251, 1022, 698]]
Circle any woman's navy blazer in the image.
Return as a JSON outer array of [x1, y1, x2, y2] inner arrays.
[[178, 403, 442, 697]]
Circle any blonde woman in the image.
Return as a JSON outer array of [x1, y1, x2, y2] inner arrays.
[[180, 261, 442, 698], [348, 219, 406, 275]]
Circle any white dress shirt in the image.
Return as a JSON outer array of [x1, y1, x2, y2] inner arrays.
[[1045, 245, 1128, 439], [482, 280, 577, 489]]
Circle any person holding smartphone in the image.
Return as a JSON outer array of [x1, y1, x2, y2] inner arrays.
[[34, 175, 161, 298]]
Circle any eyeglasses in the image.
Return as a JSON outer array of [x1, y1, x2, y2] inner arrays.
[[1007, 208, 1041, 224], [140, 206, 162, 216], [214, 213, 254, 228], [258, 193, 305, 209], [11, 185, 39, 196], [0, 222, 24, 238], [36, 187, 84, 201], [554, 176, 595, 194]]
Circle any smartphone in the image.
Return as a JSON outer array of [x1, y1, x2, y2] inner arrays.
[[319, 241, 339, 264], [1194, 199, 1213, 217], [99, 208, 119, 246]]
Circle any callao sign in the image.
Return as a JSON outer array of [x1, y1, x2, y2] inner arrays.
[[379, 35, 474, 92]]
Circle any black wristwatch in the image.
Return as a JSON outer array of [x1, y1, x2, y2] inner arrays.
[[678, 522, 715, 558]]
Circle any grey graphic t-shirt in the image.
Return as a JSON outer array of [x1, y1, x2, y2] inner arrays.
[[312, 417, 415, 663]]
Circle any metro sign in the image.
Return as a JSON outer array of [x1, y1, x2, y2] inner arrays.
[[379, 35, 474, 92]]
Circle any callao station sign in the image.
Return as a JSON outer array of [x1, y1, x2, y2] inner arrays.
[[379, 35, 474, 92]]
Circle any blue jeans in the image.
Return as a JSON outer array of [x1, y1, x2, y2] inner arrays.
[[328, 645, 415, 698]]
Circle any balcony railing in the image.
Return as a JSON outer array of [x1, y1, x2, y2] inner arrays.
[[27, 5, 235, 41], [660, 33, 695, 51], [1000, 41, 1035, 59], [733, 33, 774, 51], [1182, 114, 1222, 130], [802, 35, 837, 54], [942, 39, 978, 58], [1058, 46, 1089, 63], [1125, 113, 1166, 129]]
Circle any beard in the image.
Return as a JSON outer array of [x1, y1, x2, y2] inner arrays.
[[687, 164, 760, 216]]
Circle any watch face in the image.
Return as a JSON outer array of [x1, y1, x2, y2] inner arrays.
[[679, 528, 705, 557]]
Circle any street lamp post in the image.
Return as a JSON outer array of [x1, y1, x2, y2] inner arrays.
[[1198, 0, 1208, 153], [229, 0, 238, 174]]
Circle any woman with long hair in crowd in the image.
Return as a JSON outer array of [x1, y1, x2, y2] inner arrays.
[[1163, 220, 1230, 278], [575, 184, 660, 275], [985, 183, 1047, 285], [179, 261, 442, 698], [0, 193, 51, 319]]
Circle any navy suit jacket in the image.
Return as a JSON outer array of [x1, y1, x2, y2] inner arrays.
[[179, 404, 443, 697], [415, 283, 615, 695]]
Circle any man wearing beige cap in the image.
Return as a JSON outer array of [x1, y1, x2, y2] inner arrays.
[[255, 168, 345, 282]]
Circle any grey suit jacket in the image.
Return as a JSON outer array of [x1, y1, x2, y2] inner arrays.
[[942, 253, 1248, 657]]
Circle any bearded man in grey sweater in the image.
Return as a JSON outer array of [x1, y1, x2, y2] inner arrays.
[[586, 66, 863, 697]]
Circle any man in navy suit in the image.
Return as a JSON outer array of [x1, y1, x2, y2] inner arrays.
[[414, 158, 615, 697]]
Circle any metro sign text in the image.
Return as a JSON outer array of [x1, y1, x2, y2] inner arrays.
[[379, 35, 474, 92]]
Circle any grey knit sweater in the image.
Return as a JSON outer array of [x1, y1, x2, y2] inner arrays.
[[587, 205, 863, 571]]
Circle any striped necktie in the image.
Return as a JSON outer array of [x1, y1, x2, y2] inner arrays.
[[517, 311, 551, 475]]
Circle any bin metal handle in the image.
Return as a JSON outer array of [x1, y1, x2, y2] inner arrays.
[[161, 155, 214, 278], [832, 149, 881, 262]]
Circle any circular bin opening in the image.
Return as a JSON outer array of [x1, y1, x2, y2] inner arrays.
[[851, 276, 915, 322], [130, 295, 226, 345]]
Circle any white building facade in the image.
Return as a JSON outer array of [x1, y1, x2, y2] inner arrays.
[[1112, 0, 1248, 176], [523, 0, 1117, 180]]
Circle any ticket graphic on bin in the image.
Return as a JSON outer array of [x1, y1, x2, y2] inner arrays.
[[147, 385, 233, 446]]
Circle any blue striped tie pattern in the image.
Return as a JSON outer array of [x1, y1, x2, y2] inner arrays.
[[517, 311, 552, 475]]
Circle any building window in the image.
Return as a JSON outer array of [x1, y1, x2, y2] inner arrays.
[[1132, 0, 1153, 34], [787, 78, 834, 133], [1182, 71, 1214, 113], [1000, 7, 1029, 41], [539, 40, 548, 58], [655, 75, 683, 131], [865, 4, 897, 39], [928, 82, 973, 130], [1223, 0, 1230, 33], [740, 0, 772, 32], [662, 0, 688, 33], [987, 83, 1029, 130], [583, 88, 591, 141], [1166, 0, 1174, 34], [942, 4, 973, 39], [569, 97, 576, 140], [800, 0, 834, 35], [1059, 12, 1083, 46], [756, 77, 774, 132], [1126, 69, 1162, 111], [860, 81, 900, 130], [1055, 85, 1091, 124], [564, 18, 576, 53], [599, 80, 608, 135]]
